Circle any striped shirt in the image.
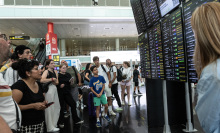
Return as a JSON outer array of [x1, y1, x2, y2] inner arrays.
[[0, 73, 21, 130]]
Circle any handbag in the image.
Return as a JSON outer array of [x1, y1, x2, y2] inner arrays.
[[11, 100, 20, 133], [42, 81, 52, 93]]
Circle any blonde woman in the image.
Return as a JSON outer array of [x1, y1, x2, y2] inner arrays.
[[121, 61, 133, 106], [191, 2, 220, 133]]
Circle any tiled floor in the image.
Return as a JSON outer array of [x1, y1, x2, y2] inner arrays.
[[50, 84, 203, 133]]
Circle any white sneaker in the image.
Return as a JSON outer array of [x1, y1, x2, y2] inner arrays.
[[128, 102, 131, 106], [116, 107, 123, 111], [102, 111, 105, 117], [48, 127, 60, 132], [122, 101, 125, 106], [110, 111, 116, 116]]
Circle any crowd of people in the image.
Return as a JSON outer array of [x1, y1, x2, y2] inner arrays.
[[0, 36, 144, 132]]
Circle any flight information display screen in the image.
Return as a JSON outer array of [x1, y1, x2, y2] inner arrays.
[[162, 9, 187, 82], [157, 0, 180, 17], [139, 32, 151, 78], [130, 0, 147, 34], [183, 0, 218, 83], [140, 0, 160, 28], [148, 23, 165, 79]]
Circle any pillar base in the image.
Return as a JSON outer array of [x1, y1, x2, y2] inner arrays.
[[163, 125, 171, 133]]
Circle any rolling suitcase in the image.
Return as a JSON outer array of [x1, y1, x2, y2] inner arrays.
[[82, 86, 91, 107], [88, 92, 96, 117]]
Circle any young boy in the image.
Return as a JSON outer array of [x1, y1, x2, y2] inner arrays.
[[133, 65, 143, 96], [89, 66, 111, 127]]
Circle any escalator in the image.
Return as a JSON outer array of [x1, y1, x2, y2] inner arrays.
[[35, 47, 46, 65]]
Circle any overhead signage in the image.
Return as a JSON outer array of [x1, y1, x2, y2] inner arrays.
[[9, 36, 30, 40]]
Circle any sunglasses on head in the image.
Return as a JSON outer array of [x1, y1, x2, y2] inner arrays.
[[0, 34, 8, 41]]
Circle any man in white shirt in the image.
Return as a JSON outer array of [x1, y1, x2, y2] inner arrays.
[[106, 59, 123, 111], [0, 37, 21, 132], [93, 56, 116, 116]]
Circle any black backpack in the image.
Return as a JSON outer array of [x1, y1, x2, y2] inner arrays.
[[110, 65, 123, 82], [72, 66, 84, 84]]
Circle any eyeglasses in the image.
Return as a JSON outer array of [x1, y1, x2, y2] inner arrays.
[[0, 34, 8, 41]]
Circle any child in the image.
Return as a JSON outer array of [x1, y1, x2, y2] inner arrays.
[[89, 66, 111, 127], [133, 65, 142, 96]]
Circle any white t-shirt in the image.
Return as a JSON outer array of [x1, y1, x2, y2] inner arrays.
[[0, 73, 21, 130], [122, 67, 133, 81], [109, 66, 118, 84], [97, 64, 109, 84]]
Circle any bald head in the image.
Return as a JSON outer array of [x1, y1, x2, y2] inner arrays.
[[61, 60, 68, 67], [0, 38, 10, 64]]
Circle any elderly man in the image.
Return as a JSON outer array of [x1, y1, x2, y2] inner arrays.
[[0, 36, 21, 132]]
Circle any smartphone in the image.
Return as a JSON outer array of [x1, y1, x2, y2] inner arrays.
[[45, 102, 54, 107]]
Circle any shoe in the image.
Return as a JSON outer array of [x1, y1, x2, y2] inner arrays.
[[110, 111, 116, 116], [96, 121, 102, 127], [122, 101, 125, 106], [128, 102, 131, 106], [48, 127, 60, 132], [102, 111, 105, 117], [75, 120, 84, 124], [59, 123, 64, 128], [138, 92, 143, 95], [104, 115, 111, 122], [64, 111, 70, 118], [133, 92, 137, 96], [116, 107, 123, 111]]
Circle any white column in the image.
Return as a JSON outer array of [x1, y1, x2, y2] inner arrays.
[[116, 38, 120, 51], [60, 39, 66, 56], [0, 0, 4, 5]]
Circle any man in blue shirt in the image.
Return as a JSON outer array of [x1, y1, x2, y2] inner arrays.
[[89, 66, 111, 127]]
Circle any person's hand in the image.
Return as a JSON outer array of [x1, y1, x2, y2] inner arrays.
[[108, 83, 112, 88], [140, 80, 143, 83], [97, 94, 101, 97], [78, 82, 82, 86], [60, 84, 65, 88], [52, 78, 57, 82], [33, 102, 47, 110], [8, 59, 13, 67]]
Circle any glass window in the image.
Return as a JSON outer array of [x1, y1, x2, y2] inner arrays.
[[4, 0, 14, 5], [16, 0, 30, 5], [32, 0, 42, 5], [62, 0, 76, 6]]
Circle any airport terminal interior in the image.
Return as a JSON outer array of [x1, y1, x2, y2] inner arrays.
[[0, 0, 219, 133]]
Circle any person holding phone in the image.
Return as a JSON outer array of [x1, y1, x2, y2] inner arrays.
[[41, 59, 60, 132], [57, 64, 84, 128], [11, 59, 47, 133]]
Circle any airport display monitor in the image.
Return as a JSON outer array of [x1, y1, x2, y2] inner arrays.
[[130, 0, 147, 34], [140, 0, 160, 28], [148, 23, 165, 79], [183, 0, 218, 83], [157, 0, 180, 17], [162, 8, 187, 82]]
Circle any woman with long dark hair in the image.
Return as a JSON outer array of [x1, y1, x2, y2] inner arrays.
[[11, 59, 47, 133], [40, 59, 60, 132], [84, 63, 92, 85], [191, 2, 220, 132]]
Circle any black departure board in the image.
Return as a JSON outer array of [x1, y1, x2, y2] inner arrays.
[[130, 0, 147, 34], [140, 0, 160, 28], [183, 0, 218, 83], [148, 23, 165, 79], [157, 0, 180, 17], [162, 9, 187, 82], [139, 32, 151, 78]]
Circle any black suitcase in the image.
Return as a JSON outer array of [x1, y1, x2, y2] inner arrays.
[[82, 86, 91, 107]]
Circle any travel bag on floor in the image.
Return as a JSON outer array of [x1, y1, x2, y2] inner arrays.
[[88, 92, 96, 117], [82, 86, 91, 107]]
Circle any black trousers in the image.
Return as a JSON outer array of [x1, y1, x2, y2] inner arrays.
[[111, 83, 121, 107], [58, 89, 81, 124]]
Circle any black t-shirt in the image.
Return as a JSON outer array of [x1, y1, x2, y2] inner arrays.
[[11, 80, 45, 126], [58, 72, 71, 91], [84, 70, 92, 82], [133, 69, 140, 82]]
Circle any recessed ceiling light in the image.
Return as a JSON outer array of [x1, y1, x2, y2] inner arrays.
[[91, 26, 94, 27], [90, 32, 93, 33], [22, 33, 24, 34], [107, 40, 109, 41], [72, 40, 74, 41], [123, 39, 126, 40]]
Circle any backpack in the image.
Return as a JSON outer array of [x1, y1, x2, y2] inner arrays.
[[72, 66, 84, 84], [110, 65, 123, 82]]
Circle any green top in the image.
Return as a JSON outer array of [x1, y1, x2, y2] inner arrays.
[[66, 66, 78, 88]]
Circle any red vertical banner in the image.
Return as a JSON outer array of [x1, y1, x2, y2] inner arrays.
[[46, 23, 58, 56]]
